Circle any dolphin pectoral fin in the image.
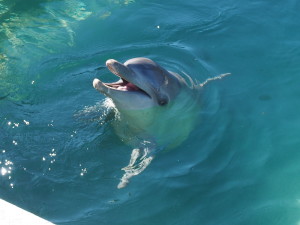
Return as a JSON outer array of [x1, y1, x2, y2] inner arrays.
[[117, 148, 154, 189], [122, 148, 141, 170]]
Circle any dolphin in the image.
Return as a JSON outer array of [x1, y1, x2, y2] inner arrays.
[[93, 57, 200, 148], [93, 57, 228, 188]]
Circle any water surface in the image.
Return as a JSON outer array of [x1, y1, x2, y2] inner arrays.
[[1, 0, 300, 224]]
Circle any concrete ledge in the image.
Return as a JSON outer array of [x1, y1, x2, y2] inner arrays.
[[0, 199, 54, 225]]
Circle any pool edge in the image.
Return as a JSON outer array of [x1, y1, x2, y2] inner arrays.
[[0, 199, 54, 225]]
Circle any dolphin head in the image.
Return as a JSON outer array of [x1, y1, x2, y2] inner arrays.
[[93, 57, 202, 149], [93, 57, 185, 110]]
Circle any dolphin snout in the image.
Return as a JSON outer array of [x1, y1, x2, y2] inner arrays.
[[106, 59, 118, 67]]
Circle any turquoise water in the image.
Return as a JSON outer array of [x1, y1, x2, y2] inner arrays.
[[1, 0, 300, 224]]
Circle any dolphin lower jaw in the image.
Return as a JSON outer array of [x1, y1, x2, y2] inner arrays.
[[93, 78, 155, 110], [93, 78, 107, 93]]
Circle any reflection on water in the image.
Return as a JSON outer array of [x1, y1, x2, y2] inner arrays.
[[0, 0, 90, 61], [0, 0, 135, 102]]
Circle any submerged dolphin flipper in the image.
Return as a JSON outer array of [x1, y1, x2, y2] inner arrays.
[[118, 148, 154, 189]]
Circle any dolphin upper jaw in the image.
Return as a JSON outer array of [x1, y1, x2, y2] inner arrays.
[[106, 59, 132, 79], [105, 59, 154, 98]]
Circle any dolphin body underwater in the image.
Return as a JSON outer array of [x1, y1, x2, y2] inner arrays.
[[93, 57, 229, 188]]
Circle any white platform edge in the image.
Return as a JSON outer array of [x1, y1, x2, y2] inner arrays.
[[0, 199, 54, 225]]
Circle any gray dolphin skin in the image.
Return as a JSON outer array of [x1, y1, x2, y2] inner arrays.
[[93, 57, 201, 188]]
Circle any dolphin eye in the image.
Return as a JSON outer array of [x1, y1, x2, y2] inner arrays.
[[158, 98, 168, 106]]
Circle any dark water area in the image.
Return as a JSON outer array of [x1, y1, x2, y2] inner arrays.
[[1, 0, 300, 224]]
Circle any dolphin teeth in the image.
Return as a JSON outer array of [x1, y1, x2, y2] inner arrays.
[[105, 79, 143, 92]]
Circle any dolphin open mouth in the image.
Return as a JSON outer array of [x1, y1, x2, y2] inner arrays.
[[104, 78, 139, 91], [93, 59, 151, 98], [99, 75, 150, 97]]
